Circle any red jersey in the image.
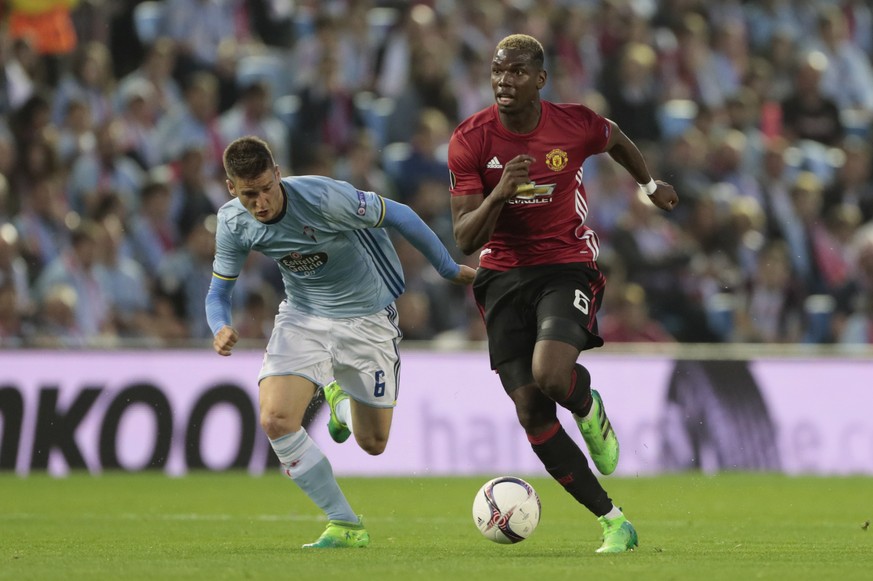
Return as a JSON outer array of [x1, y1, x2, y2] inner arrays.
[[448, 101, 610, 271]]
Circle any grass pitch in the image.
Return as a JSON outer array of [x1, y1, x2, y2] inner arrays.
[[1, 472, 871, 580]]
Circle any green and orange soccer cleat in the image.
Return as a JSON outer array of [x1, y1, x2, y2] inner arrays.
[[323, 381, 351, 444], [574, 389, 620, 475], [596, 514, 639, 554], [302, 516, 370, 549]]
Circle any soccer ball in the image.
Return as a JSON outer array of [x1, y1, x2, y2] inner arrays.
[[472, 476, 541, 544]]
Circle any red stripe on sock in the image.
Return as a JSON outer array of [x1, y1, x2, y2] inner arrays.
[[527, 421, 561, 445]]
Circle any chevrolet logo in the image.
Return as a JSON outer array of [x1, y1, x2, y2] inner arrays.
[[512, 182, 556, 200]]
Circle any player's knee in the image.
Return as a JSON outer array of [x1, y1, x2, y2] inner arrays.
[[355, 433, 388, 456], [259, 409, 301, 439], [531, 365, 570, 400]]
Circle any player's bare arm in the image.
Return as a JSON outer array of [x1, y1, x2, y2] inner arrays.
[[213, 324, 239, 356], [451, 264, 478, 285], [451, 154, 534, 255], [604, 120, 679, 212]]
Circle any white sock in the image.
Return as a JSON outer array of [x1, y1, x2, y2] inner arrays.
[[580, 396, 598, 422], [269, 429, 356, 522], [604, 505, 623, 519], [336, 397, 354, 433]]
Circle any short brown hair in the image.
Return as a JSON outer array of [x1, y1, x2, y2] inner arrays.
[[223, 136, 276, 180], [496, 34, 545, 69]]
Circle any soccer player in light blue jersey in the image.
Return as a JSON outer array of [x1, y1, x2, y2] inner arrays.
[[205, 136, 475, 548]]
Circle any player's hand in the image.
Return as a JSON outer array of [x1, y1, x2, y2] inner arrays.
[[451, 264, 477, 285], [213, 325, 239, 356], [493, 154, 535, 202], [649, 181, 679, 212]]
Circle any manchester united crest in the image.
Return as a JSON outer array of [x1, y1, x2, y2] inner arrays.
[[545, 148, 568, 171]]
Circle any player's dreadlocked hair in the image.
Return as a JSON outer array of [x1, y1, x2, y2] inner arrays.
[[223, 136, 276, 180], [496, 34, 545, 69]]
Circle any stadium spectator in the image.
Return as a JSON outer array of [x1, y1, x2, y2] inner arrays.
[[232, 285, 277, 341], [93, 212, 154, 338], [218, 80, 290, 173], [65, 118, 145, 217], [705, 129, 764, 205], [13, 174, 69, 275], [733, 240, 804, 343], [780, 50, 844, 146], [154, 70, 223, 172], [34, 220, 112, 339], [387, 108, 451, 202], [7, 130, 61, 220], [168, 145, 221, 240], [823, 136, 873, 223], [600, 282, 677, 343], [755, 136, 800, 240], [375, 3, 437, 99], [0, 281, 25, 344], [1, 37, 39, 113], [157, 216, 216, 339], [809, 6, 873, 115], [290, 50, 363, 172], [115, 37, 183, 119], [0, 222, 31, 315], [385, 39, 458, 145], [333, 131, 395, 199], [128, 178, 178, 273], [29, 283, 83, 347], [834, 226, 873, 343], [164, 0, 239, 79], [600, 42, 661, 144], [662, 13, 730, 108], [783, 171, 835, 294], [55, 96, 95, 166], [7, 0, 79, 87], [0, 173, 12, 222], [50, 41, 113, 127], [114, 78, 162, 170], [611, 190, 698, 340]]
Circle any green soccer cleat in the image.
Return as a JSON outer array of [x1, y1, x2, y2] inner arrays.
[[595, 514, 638, 554], [302, 516, 370, 548], [323, 381, 351, 443], [574, 389, 619, 475]]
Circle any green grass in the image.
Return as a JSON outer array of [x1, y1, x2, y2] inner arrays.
[[2, 472, 871, 580]]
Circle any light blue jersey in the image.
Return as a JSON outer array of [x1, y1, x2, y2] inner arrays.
[[213, 176, 404, 318]]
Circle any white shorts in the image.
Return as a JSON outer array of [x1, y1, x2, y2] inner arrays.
[[258, 302, 402, 408]]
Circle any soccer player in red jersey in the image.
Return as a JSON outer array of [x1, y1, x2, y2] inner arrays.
[[449, 34, 679, 553]]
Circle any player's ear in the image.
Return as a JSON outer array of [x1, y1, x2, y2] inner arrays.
[[226, 178, 238, 198], [536, 69, 547, 90]]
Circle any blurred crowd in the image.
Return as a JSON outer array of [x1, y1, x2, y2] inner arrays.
[[1, 0, 872, 348]]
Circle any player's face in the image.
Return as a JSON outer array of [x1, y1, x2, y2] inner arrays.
[[227, 165, 284, 222], [491, 48, 544, 113]]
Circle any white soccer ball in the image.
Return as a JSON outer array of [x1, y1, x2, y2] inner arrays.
[[472, 476, 541, 544]]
